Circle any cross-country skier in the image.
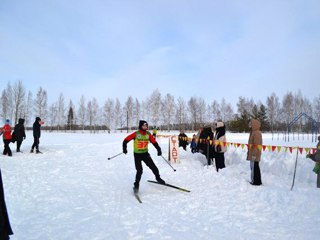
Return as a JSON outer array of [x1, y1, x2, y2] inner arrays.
[[123, 120, 165, 192]]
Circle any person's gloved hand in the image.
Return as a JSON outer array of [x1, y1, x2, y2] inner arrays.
[[123, 147, 127, 154], [157, 149, 162, 156]]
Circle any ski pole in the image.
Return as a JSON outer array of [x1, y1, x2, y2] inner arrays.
[[290, 147, 299, 191], [108, 152, 123, 160], [160, 155, 176, 172]]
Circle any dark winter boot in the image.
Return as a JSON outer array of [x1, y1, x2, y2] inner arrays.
[[36, 150, 41, 154], [30, 149, 34, 153], [133, 182, 139, 193], [156, 176, 165, 184]]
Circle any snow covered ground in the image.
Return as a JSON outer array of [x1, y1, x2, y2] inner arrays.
[[1, 131, 319, 240]]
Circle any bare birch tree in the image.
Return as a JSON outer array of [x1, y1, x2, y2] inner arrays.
[[162, 93, 175, 131], [176, 97, 187, 131], [148, 89, 161, 126], [266, 92, 280, 139], [313, 95, 320, 121], [12, 80, 26, 124], [34, 87, 48, 120], [78, 95, 86, 131], [57, 93, 65, 131], [124, 96, 134, 130], [188, 97, 198, 131], [103, 98, 114, 131]]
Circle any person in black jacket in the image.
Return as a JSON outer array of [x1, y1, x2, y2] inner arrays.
[[30, 117, 42, 153], [0, 169, 13, 240], [178, 131, 189, 151], [197, 126, 214, 165], [13, 118, 26, 152]]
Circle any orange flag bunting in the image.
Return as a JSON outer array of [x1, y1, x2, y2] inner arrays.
[[267, 145, 272, 151], [241, 144, 245, 149], [258, 145, 262, 151]]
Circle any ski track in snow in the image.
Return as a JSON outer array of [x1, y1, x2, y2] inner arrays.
[[1, 131, 319, 240]]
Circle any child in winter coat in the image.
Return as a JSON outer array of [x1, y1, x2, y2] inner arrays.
[[0, 119, 13, 157], [190, 134, 197, 153], [123, 120, 165, 192], [307, 136, 320, 188]]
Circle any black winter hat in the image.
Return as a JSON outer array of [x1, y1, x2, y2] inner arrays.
[[36, 117, 41, 121], [18, 118, 25, 124], [138, 120, 148, 130]]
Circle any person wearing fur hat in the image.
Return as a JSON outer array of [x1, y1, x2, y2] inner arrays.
[[30, 117, 42, 153], [306, 136, 320, 188], [123, 120, 165, 192], [247, 119, 263, 185], [214, 121, 227, 172], [0, 119, 13, 157], [13, 118, 26, 152]]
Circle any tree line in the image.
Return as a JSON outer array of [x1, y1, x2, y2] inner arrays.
[[1, 81, 319, 134]]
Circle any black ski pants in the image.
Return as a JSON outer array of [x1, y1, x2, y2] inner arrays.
[[134, 152, 160, 184], [215, 153, 226, 172], [31, 137, 39, 151], [2, 140, 12, 156], [16, 140, 23, 152]]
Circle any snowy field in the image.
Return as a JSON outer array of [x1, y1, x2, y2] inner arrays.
[[1, 131, 320, 240]]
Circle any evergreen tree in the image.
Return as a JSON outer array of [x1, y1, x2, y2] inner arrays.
[[258, 104, 269, 131], [67, 106, 74, 131]]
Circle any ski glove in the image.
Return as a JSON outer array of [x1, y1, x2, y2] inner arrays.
[[153, 142, 162, 156], [122, 140, 128, 154]]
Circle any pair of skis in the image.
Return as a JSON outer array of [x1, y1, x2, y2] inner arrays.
[[133, 180, 190, 203]]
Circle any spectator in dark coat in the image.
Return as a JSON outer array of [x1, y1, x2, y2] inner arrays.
[[214, 121, 227, 172], [178, 131, 189, 151], [13, 118, 26, 152], [0, 169, 13, 239], [30, 117, 42, 153], [197, 126, 214, 165]]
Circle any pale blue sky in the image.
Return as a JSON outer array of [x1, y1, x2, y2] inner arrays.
[[1, 0, 319, 107]]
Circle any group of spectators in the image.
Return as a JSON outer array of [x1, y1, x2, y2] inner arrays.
[[178, 119, 262, 185]]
